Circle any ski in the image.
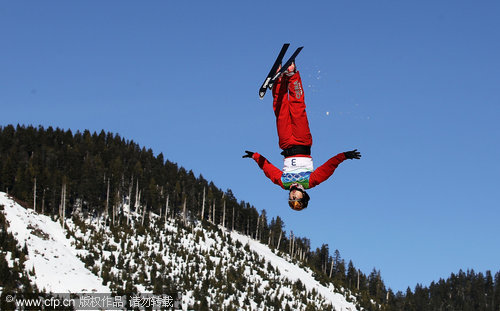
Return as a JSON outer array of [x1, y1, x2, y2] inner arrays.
[[259, 43, 290, 99], [269, 46, 303, 87]]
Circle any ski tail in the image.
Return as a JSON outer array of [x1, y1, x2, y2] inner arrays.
[[259, 43, 290, 99]]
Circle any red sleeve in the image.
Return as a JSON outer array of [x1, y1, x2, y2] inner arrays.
[[309, 153, 346, 188], [252, 153, 284, 189]]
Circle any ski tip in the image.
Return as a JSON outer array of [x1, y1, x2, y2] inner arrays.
[[259, 87, 267, 98]]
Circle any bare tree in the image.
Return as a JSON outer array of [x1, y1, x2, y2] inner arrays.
[[256, 215, 261, 240], [208, 200, 212, 223], [329, 258, 334, 278], [165, 195, 169, 222], [182, 197, 187, 225], [127, 177, 133, 225], [357, 270, 360, 290], [201, 187, 206, 221], [59, 181, 67, 228], [212, 200, 216, 224], [113, 190, 120, 225], [134, 180, 140, 214], [33, 177, 37, 213], [141, 203, 146, 226], [222, 195, 226, 228], [105, 178, 110, 218], [232, 206, 235, 231], [41, 188, 45, 214]]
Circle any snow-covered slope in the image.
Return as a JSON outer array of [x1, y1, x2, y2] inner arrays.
[[0, 192, 359, 310], [0, 192, 109, 293], [232, 231, 357, 310]]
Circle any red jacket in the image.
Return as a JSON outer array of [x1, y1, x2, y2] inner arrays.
[[251, 152, 346, 189]]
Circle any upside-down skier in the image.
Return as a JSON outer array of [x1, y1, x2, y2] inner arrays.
[[243, 59, 361, 211]]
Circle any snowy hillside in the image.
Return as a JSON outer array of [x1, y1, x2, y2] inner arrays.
[[231, 232, 359, 310], [0, 192, 109, 293], [0, 192, 360, 310]]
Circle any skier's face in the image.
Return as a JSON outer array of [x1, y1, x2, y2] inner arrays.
[[289, 184, 305, 207], [289, 183, 305, 200], [288, 183, 307, 210], [289, 189, 304, 201]]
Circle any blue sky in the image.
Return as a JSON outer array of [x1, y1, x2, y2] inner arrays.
[[1, 1, 499, 292]]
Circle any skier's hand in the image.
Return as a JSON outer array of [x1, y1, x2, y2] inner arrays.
[[344, 149, 361, 160], [242, 150, 255, 158]]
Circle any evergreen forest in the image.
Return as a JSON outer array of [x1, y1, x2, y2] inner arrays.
[[1, 124, 499, 310]]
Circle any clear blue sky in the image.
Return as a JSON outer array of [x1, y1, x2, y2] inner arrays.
[[1, 1, 499, 292]]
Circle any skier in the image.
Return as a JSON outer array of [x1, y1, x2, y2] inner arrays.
[[243, 62, 361, 211]]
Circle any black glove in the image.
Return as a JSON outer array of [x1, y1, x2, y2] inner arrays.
[[242, 150, 254, 158], [344, 149, 361, 160]]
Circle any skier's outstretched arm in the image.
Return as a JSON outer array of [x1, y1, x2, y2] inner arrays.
[[243, 151, 284, 188], [309, 149, 361, 188]]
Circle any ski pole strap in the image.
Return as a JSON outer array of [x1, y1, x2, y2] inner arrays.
[[280, 145, 311, 157]]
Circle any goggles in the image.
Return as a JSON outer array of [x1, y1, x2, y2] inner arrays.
[[288, 199, 305, 211]]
